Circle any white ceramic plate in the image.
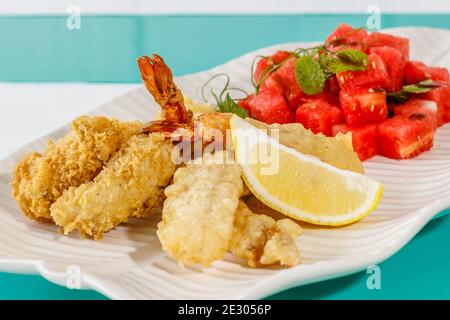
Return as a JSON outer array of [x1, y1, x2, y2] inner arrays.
[[1, 27, 450, 300]]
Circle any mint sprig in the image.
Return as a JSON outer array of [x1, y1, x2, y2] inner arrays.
[[295, 48, 369, 95], [387, 80, 442, 103], [201, 73, 249, 118], [203, 26, 370, 110]]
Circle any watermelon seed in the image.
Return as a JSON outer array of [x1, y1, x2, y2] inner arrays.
[[409, 113, 427, 121], [369, 87, 385, 93]]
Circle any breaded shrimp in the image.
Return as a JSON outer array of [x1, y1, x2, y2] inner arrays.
[[12, 116, 142, 221], [139, 54, 233, 149], [157, 150, 243, 267], [230, 201, 302, 268], [50, 133, 176, 239]]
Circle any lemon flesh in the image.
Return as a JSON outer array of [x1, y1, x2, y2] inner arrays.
[[231, 116, 383, 226]]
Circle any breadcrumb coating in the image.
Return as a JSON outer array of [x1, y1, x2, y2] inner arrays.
[[12, 116, 142, 221], [230, 201, 302, 267], [157, 150, 243, 267], [50, 133, 175, 239]]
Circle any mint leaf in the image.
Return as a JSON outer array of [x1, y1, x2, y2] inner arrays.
[[218, 93, 249, 118], [324, 49, 368, 73], [336, 49, 369, 67], [402, 79, 442, 93], [387, 80, 442, 103], [387, 79, 441, 103], [326, 58, 366, 73], [295, 55, 326, 95]]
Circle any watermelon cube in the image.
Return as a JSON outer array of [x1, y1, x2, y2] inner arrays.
[[259, 72, 284, 95], [247, 90, 295, 124], [404, 61, 429, 84], [253, 50, 291, 84], [336, 53, 389, 91], [417, 86, 449, 126], [428, 67, 450, 84], [237, 94, 253, 117], [442, 86, 450, 123], [272, 57, 304, 110], [378, 115, 436, 159], [326, 23, 369, 52], [404, 60, 450, 85], [369, 46, 405, 92], [254, 51, 292, 101], [393, 99, 438, 128], [368, 32, 410, 60], [340, 88, 388, 125], [300, 77, 341, 106], [332, 123, 378, 160], [300, 91, 340, 107], [295, 100, 343, 136]]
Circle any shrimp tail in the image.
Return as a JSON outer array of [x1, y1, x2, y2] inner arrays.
[[138, 54, 192, 124]]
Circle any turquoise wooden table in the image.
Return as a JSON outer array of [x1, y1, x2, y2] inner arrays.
[[0, 14, 449, 300]]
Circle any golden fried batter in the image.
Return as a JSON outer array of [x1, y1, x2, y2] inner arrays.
[[246, 118, 364, 174], [12, 116, 142, 221], [50, 133, 175, 239], [157, 150, 243, 267], [230, 201, 302, 268]]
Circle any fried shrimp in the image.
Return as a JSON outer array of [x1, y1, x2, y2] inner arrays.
[[12, 116, 142, 221], [50, 134, 176, 239], [138, 54, 233, 149], [157, 150, 243, 267], [230, 201, 302, 268]]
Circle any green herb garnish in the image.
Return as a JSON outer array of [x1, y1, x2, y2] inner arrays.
[[387, 80, 442, 103], [251, 37, 369, 96], [201, 73, 249, 118], [202, 26, 370, 109], [295, 55, 326, 95], [218, 93, 249, 118], [326, 49, 369, 73]]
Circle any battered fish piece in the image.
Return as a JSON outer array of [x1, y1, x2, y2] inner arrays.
[[12, 116, 141, 221], [157, 150, 243, 267], [230, 201, 302, 268], [50, 134, 176, 239], [246, 118, 364, 174]]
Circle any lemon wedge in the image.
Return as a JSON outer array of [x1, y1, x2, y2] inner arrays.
[[230, 115, 383, 226]]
